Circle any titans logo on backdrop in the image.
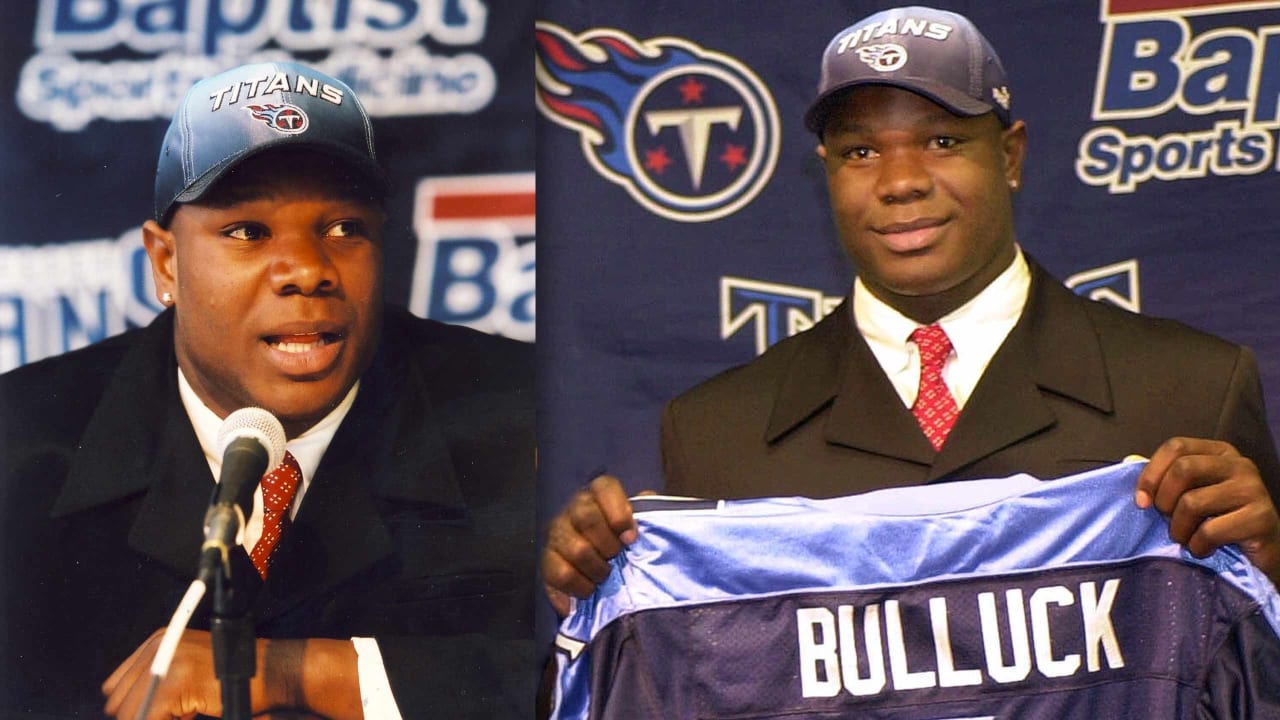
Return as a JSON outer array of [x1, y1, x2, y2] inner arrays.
[[551, 461, 1280, 719], [722, 260, 1141, 355], [534, 22, 780, 222], [1077, 0, 1280, 193]]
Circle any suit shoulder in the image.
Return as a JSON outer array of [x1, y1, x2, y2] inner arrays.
[[1075, 292, 1243, 359], [0, 327, 153, 464], [668, 312, 826, 413]]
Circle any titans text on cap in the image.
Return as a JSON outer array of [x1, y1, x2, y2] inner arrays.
[[208, 71, 345, 113], [832, 15, 955, 55]]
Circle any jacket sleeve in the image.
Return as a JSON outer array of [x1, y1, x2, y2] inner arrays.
[[1215, 346, 1280, 503], [378, 633, 535, 718], [660, 399, 691, 496]]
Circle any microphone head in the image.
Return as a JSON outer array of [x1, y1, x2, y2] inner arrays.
[[216, 407, 287, 469]]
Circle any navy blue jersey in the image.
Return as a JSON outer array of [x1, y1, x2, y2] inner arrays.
[[552, 461, 1280, 719]]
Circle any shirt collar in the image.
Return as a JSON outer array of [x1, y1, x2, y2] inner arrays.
[[855, 246, 1029, 347], [177, 368, 359, 485], [853, 246, 1031, 407], [937, 246, 1031, 361]]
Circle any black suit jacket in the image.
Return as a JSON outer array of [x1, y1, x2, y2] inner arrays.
[[662, 262, 1280, 501], [0, 307, 535, 718]]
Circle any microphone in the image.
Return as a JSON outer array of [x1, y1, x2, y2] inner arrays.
[[200, 408, 287, 580]]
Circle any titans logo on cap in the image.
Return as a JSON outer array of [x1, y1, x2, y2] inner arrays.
[[857, 44, 909, 72], [245, 103, 310, 135], [535, 22, 780, 223]]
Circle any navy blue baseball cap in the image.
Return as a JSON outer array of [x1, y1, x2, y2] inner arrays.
[[154, 61, 387, 222], [804, 6, 1011, 135]]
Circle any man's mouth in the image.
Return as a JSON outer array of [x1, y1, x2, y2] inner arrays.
[[260, 328, 347, 377], [874, 217, 948, 252], [266, 333, 341, 354], [876, 217, 947, 235]]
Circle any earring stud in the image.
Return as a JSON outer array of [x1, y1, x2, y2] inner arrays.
[[161, 292, 173, 305]]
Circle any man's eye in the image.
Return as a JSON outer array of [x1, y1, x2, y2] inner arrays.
[[844, 146, 876, 160], [225, 224, 267, 241], [325, 220, 365, 238], [932, 136, 960, 149]]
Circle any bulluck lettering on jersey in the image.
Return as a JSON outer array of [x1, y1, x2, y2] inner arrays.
[[796, 578, 1124, 698]]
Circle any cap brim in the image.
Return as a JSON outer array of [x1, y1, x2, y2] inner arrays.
[[161, 139, 389, 220], [804, 79, 1000, 135]]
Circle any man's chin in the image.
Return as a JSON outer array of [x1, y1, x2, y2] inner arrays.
[[873, 272, 960, 300], [256, 382, 356, 438]]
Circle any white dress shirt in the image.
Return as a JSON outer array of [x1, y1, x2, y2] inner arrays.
[[177, 370, 401, 719], [853, 246, 1032, 410]]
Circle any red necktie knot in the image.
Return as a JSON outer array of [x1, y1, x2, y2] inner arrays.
[[249, 450, 301, 578], [909, 325, 958, 451], [910, 324, 953, 369]]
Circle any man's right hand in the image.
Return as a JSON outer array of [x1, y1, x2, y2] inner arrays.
[[541, 475, 641, 615]]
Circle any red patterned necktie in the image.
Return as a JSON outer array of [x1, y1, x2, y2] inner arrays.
[[249, 451, 301, 579], [910, 325, 959, 451]]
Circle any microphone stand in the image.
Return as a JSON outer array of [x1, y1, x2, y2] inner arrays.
[[207, 544, 255, 720], [202, 494, 259, 720], [176, 411, 282, 720]]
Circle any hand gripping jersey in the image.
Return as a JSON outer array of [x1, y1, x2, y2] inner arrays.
[[551, 461, 1280, 719]]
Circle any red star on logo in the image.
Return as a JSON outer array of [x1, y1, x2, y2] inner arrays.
[[644, 146, 673, 175], [719, 143, 748, 173], [677, 76, 706, 105]]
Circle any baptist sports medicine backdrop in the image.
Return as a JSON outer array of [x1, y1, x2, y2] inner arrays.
[[537, 0, 1280, 513], [0, 0, 534, 376]]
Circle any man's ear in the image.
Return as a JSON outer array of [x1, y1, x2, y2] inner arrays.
[[1002, 119, 1028, 188], [142, 219, 177, 307]]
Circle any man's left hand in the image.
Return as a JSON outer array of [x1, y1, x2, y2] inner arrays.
[[1136, 437, 1280, 583]]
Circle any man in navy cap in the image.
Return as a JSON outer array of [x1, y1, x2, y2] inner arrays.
[[0, 62, 534, 718], [542, 4, 1280, 619]]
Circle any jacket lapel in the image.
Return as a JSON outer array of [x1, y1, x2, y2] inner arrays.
[[766, 299, 934, 465], [824, 325, 935, 465], [253, 322, 467, 622], [928, 260, 1113, 480], [50, 311, 214, 579], [766, 261, 1115, 478], [48, 310, 468, 623]]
